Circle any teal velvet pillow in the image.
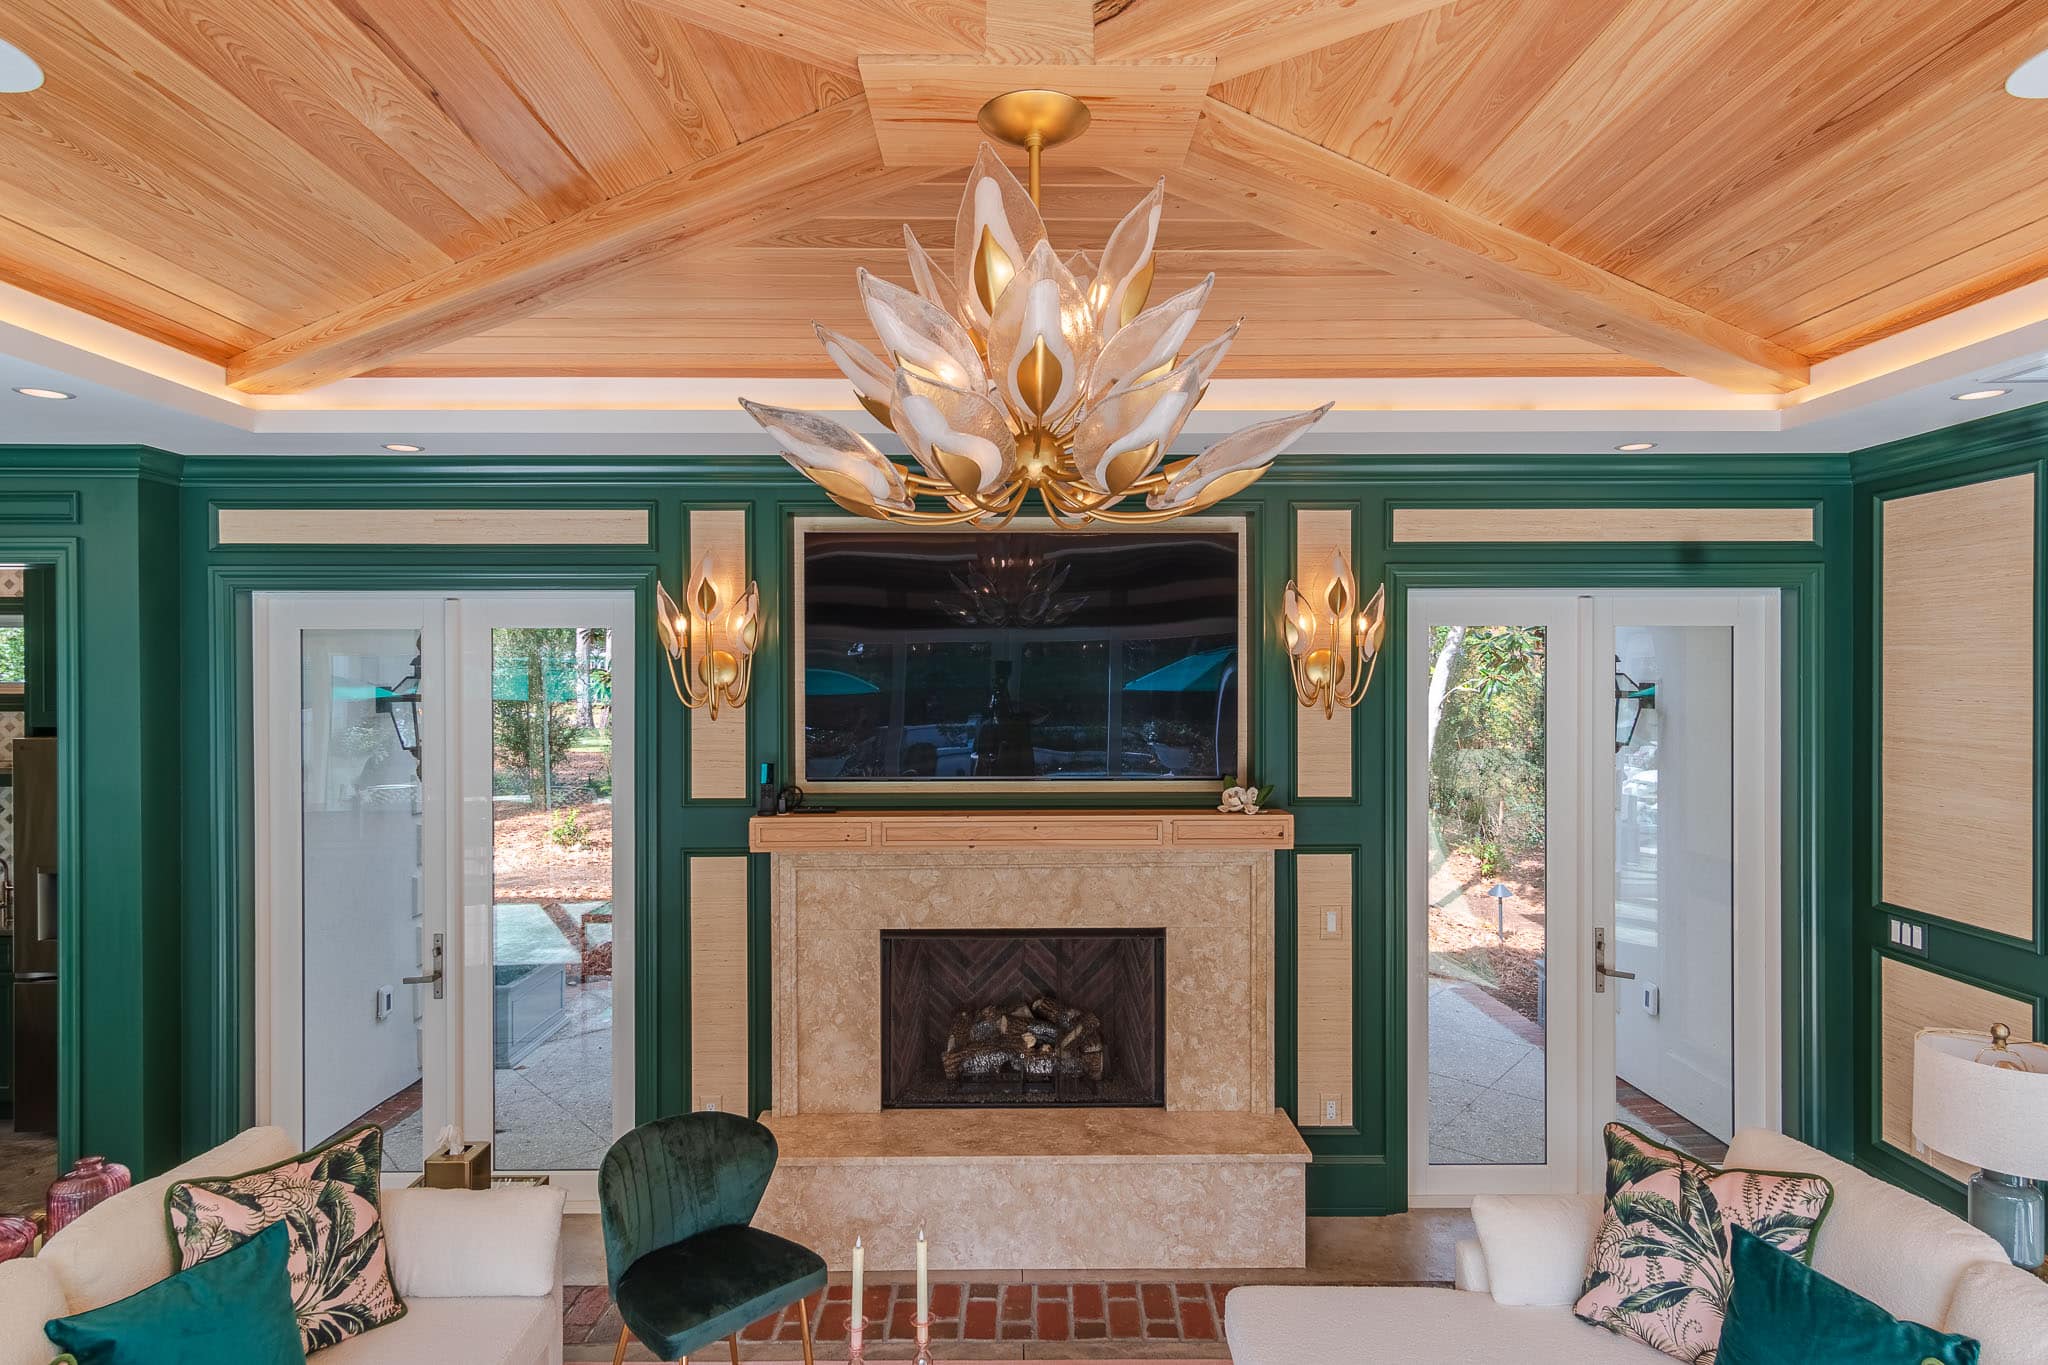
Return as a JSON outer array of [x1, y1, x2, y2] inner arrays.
[[1720, 1226, 1979, 1365], [44, 1220, 304, 1365]]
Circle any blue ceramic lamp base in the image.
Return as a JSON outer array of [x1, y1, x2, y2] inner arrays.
[[1968, 1169, 2045, 1270]]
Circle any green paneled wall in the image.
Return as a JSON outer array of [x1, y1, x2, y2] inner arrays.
[[2, 440, 1879, 1212], [1849, 406, 2048, 1214]]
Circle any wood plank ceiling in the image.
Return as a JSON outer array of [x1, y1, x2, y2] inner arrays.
[[0, 0, 2044, 390]]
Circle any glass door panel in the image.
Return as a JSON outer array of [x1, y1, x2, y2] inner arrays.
[[300, 628, 429, 1169], [1606, 619, 1738, 1164], [486, 626, 617, 1173], [1423, 624, 1551, 1168]]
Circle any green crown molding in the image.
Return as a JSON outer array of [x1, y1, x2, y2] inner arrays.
[[1852, 398, 2048, 484]]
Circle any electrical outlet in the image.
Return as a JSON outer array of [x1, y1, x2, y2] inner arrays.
[[1321, 1095, 1341, 1123], [700, 1095, 722, 1113]]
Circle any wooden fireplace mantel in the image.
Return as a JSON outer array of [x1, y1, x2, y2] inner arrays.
[[748, 808, 1293, 853]]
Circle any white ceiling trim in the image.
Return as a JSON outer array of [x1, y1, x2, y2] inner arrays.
[[0, 275, 2044, 457]]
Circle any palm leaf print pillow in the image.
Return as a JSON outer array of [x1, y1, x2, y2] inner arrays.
[[1573, 1123, 1832, 1364], [165, 1124, 405, 1353]]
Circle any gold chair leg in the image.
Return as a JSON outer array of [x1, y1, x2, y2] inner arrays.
[[727, 1333, 741, 1363], [797, 1295, 815, 1365], [611, 1325, 629, 1365]]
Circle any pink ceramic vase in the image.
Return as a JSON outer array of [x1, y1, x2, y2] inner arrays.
[[46, 1156, 131, 1237], [0, 1215, 35, 1262]]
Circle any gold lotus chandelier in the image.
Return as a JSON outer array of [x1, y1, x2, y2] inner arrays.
[[741, 91, 1331, 527]]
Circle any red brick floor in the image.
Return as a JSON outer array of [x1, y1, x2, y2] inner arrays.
[[564, 1280, 1240, 1351]]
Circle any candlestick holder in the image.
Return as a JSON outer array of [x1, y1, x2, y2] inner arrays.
[[913, 1313, 934, 1364], [846, 1309, 866, 1365]]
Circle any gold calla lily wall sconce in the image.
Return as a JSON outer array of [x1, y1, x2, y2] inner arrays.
[[1284, 552, 1386, 717], [655, 554, 759, 719]]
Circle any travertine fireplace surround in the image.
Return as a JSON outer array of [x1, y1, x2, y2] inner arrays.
[[749, 811, 1310, 1271]]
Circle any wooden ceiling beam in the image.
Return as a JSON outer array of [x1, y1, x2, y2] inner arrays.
[[984, 0, 1093, 62], [627, 0, 983, 76], [1180, 100, 1811, 393], [226, 96, 923, 394], [1096, 0, 1456, 81]]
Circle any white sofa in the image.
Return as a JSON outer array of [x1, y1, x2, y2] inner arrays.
[[0, 1126, 566, 1365], [1228, 1129, 2048, 1364]]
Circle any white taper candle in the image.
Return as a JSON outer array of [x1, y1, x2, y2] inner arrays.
[[916, 1226, 929, 1321], [851, 1235, 864, 1316]]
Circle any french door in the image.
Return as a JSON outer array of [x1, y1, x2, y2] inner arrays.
[[1406, 590, 1779, 1203], [254, 592, 635, 1204]]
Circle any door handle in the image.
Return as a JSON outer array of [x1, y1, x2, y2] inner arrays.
[[1594, 926, 1636, 994], [402, 933, 445, 1000]]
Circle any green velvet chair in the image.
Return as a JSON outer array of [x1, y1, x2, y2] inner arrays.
[[598, 1113, 826, 1365]]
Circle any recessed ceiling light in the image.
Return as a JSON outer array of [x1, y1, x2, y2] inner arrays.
[[2009, 48, 2048, 98], [12, 386, 73, 400], [0, 37, 42, 94], [1952, 388, 2010, 402], [1615, 441, 1657, 452], [382, 442, 424, 452]]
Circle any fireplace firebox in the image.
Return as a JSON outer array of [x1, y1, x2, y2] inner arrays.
[[879, 929, 1166, 1108]]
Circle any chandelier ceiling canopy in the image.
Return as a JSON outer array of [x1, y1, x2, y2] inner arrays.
[[742, 90, 1330, 529]]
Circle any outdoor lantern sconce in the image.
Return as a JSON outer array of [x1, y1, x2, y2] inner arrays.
[[1615, 660, 1657, 750], [1283, 550, 1387, 718], [656, 553, 760, 720], [377, 654, 423, 759]]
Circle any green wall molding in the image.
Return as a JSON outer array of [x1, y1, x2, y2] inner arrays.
[[1851, 411, 2047, 1214], [0, 428, 1912, 1215]]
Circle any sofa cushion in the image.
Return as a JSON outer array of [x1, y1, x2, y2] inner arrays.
[[38, 1125, 295, 1314], [1471, 1193, 1602, 1306], [44, 1221, 304, 1365], [1574, 1124, 1832, 1364], [167, 1124, 405, 1354], [1942, 1260, 2048, 1365], [0, 1259, 70, 1365], [1718, 1227, 1979, 1365], [314, 1295, 558, 1365], [1225, 1285, 1663, 1363], [381, 1186, 565, 1299], [1725, 1128, 2005, 1331]]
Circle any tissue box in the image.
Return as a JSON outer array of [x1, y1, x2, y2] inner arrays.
[[421, 1140, 493, 1190]]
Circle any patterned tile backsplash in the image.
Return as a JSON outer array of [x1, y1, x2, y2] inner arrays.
[[0, 568, 23, 598], [0, 785, 12, 864]]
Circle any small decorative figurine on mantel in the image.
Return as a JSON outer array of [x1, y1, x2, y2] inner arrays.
[[1218, 782, 1273, 814]]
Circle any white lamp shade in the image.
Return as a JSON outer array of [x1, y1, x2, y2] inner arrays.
[[1913, 1028, 2048, 1179]]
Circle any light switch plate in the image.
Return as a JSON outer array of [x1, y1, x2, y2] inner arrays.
[[1320, 908, 1345, 940], [1887, 916, 1929, 956]]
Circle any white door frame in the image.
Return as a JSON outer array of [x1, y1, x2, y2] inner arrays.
[[254, 591, 636, 1204], [1406, 589, 1781, 1204], [454, 593, 636, 1206], [253, 594, 455, 1164]]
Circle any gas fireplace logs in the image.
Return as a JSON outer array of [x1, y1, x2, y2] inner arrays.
[[942, 997, 1105, 1084]]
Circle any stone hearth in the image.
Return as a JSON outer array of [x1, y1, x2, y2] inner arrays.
[[749, 812, 1307, 1271]]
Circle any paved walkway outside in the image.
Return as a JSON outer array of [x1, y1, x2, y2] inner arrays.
[[1425, 978, 1546, 1165]]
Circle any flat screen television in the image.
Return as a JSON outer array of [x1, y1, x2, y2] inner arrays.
[[797, 521, 1245, 787]]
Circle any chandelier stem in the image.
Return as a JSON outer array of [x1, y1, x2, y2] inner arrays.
[[1026, 130, 1042, 205]]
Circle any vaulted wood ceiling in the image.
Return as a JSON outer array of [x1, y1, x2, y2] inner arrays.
[[1, 0, 2044, 393]]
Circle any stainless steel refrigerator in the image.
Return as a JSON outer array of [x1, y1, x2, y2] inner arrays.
[[10, 737, 56, 1135]]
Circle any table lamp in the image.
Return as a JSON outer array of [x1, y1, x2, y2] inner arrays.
[[1913, 1023, 2048, 1269]]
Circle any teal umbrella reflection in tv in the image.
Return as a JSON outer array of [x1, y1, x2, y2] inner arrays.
[[1123, 646, 1237, 693], [806, 667, 882, 696]]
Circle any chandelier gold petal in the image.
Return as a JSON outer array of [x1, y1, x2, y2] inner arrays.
[[1094, 178, 1165, 336], [955, 142, 1045, 335], [1148, 404, 1332, 511], [741, 397, 913, 513], [1092, 275, 1213, 400], [857, 268, 986, 393]]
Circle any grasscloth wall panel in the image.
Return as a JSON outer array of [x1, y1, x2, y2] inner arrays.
[[214, 506, 649, 545], [1877, 957, 2036, 1182], [1880, 473, 2035, 938], [1296, 852, 1354, 1128], [1294, 508, 1354, 799], [687, 509, 749, 800], [689, 855, 750, 1114], [1392, 506, 1815, 543]]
